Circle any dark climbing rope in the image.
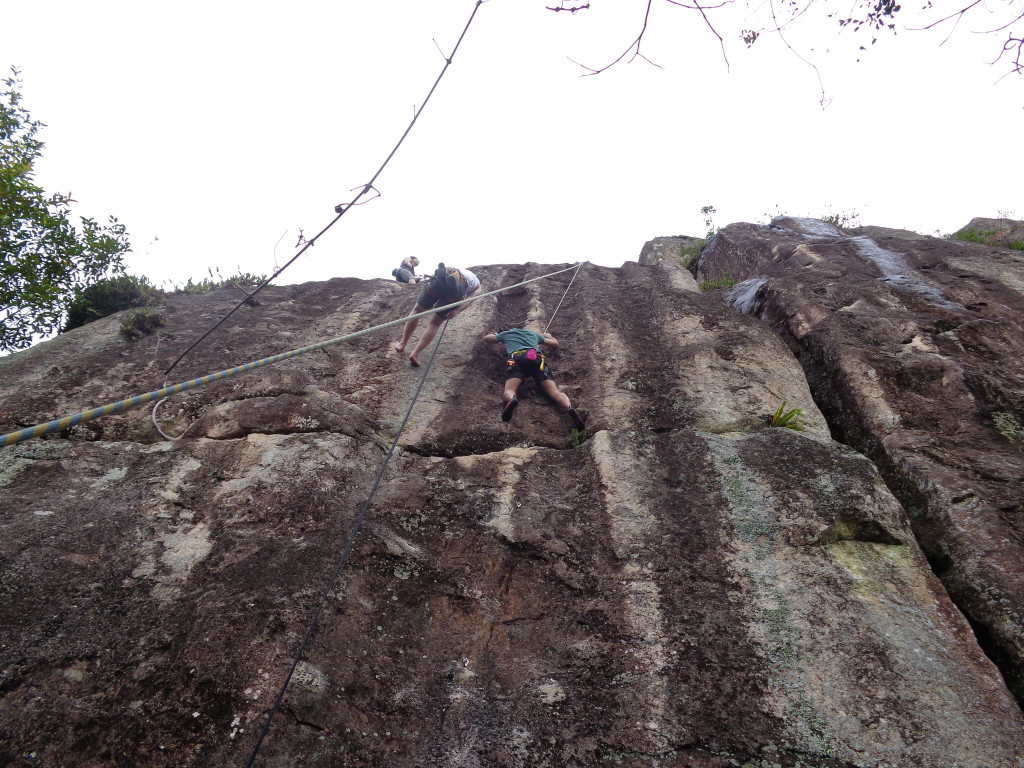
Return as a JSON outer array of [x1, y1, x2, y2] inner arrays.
[[244, 319, 450, 768], [164, 0, 487, 377]]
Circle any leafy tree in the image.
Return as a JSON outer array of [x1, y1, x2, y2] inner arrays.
[[1, 67, 131, 352], [64, 274, 156, 332]]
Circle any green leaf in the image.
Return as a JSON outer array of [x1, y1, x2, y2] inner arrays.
[[0, 67, 131, 352]]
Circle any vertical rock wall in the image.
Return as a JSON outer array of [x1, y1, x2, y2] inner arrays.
[[696, 217, 1024, 707], [1, 251, 1022, 766]]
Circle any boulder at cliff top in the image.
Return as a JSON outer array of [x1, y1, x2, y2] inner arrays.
[[1, 254, 1022, 766], [696, 216, 1024, 707], [954, 217, 1024, 249]]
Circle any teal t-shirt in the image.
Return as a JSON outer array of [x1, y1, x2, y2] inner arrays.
[[496, 329, 545, 356]]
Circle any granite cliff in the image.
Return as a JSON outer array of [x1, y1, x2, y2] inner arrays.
[[1, 217, 1022, 767]]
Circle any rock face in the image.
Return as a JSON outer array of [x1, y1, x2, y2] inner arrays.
[[1, 241, 1023, 767], [954, 217, 1024, 249], [697, 216, 1024, 708]]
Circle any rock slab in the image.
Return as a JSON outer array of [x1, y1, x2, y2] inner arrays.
[[1, 252, 1022, 766]]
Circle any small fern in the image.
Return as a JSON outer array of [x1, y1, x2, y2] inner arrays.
[[770, 401, 805, 431]]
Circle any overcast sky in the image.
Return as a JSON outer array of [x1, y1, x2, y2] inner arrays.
[[6, 0, 1022, 289]]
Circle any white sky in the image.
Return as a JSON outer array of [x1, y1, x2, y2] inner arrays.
[[6, 0, 1023, 288]]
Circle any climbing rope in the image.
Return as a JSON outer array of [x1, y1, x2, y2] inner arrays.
[[164, 0, 487, 377], [544, 261, 584, 333], [1, 263, 583, 448], [244, 318, 451, 768], [150, 387, 193, 441]]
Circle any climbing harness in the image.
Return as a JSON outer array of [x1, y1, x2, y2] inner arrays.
[[243, 318, 450, 768], [0, 262, 584, 448], [509, 348, 546, 371], [164, 0, 487, 377]]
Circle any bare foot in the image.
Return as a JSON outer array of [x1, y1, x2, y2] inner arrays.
[[408, 353, 421, 367], [394, 343, 406, 355]]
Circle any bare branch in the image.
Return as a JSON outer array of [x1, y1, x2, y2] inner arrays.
[[907, 1, 982, 33], [765, 0, 814, 31], [977, 9, 1024, 35], [570, 0, 734, 76], [555, 0, 1018, 95], [573, 0, 660, 76], [768, 0, 829, 108], [907, 1, 1022, 78], [432, 38, 454, 65], [663, 0, 730, 8], [334, 185, 381, 214], [992, 31, 1024, 80], [546, 3, 590, 12], [666, 0, 732, 71]]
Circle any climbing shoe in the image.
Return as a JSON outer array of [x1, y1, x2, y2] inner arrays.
[[568, 407, 586, 431], [501, 397, 519, 422], [434, 263, 448, 283]]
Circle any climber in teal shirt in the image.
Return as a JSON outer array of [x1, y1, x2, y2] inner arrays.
[[482, 327, 586, 430]]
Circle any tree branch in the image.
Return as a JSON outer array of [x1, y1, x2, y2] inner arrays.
[[545, 2, 590, 12], [571, 0, 661, 75], [768, 0, 829, 107], [908, 1, 1022, 77], [993, 31, 1024, 80], [907, 1, 982, 33], [666, 0, 732, 70], [569, 0, 734, 76], [977, 9, 1024, 35], [553, 0, 1020, 94]]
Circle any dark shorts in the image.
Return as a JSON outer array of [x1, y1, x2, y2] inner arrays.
[[393, 267, 414, 283], [417, 280, 462, 316], [506, 352, 555, 384]]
